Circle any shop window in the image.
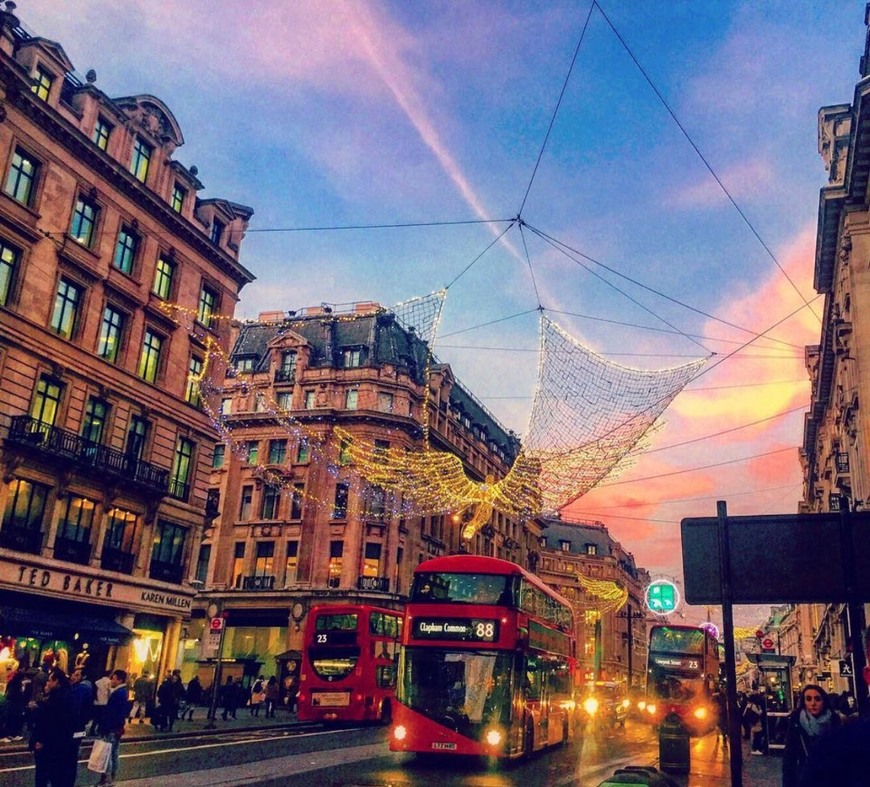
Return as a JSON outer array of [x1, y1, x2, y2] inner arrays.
[[97, 305, 125, 363], [327, 541, 343, 588], [284, 541, 298, 587], [169, 436, 194, 500], [0, 478, 49, 553], [149, 520, 187, 584], [333, 482, 349, 519], [260, 485, 280, 520]]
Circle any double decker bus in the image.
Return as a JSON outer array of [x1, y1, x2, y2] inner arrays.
[[297, 603, 402, 723], [390, 555, 576, 758], [645, 624, 721, 735]]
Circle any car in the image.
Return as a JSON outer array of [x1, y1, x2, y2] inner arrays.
[[580, 681, 629, 730]]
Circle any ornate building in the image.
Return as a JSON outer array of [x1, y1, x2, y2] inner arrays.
[[187, 302, 542, 685], [0, 5, 254, 684], [536, 515, 650, 690]]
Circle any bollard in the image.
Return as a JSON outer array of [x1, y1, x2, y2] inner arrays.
[[658, 712, 690, 774]]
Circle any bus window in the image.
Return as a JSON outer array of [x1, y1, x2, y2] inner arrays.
[[316, 613, 358, 631], [411, 572, 511, 605]]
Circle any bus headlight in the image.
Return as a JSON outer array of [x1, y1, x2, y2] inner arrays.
[[621, 699, 630, 709], [693, 707, 708, 720], [559, 700, 576, 712], [646, 704, 656, 715], [393, 725, 407, 741], [583, 697, 599, 716], [637, 700, 647, 711], [485, 728, 502, 746]]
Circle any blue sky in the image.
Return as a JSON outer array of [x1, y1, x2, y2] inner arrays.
[[24, 1, 869, 621]]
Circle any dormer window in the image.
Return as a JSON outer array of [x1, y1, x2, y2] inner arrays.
[[560, 540, 571, 552], [235, 356, 255, 374], [210, 218, 225, 245], [585, 544, 597, 556], [130, 138, 152, 183], [171, 183, 186, 213], [32, 66, 53, 101], [342, 347, 363, 368], [93, 117, 112, 151]]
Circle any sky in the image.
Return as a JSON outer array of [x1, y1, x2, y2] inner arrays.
[[24, 1, 870, 626]]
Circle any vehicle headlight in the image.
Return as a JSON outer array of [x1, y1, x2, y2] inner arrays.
[[621, 699, 630, 708], [485, 728, 502, 746], [637, 701, 647, 710], [646, 704, 656, 715], [693, 707, 708, 720], [583, 697, 599, 715], [559, 699, 576, 712], [393, 725, 407, 740]]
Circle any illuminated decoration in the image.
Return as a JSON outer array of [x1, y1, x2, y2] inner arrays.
[[578, 574, 628, 613], [700, 621, 720, 640], [645, 579, 679, 615], [734, 626, 764, 640]]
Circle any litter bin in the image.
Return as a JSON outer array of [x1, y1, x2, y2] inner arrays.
[[596, 765, 679, 786], [659, 712, 690, 774]]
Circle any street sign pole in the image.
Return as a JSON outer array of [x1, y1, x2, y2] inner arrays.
[[205, 611, 228, 730], [717, 501, 742, 787]]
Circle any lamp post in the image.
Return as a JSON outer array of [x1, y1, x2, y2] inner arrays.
[[204, 602, 228, 730], [618, 603, 646, 689]]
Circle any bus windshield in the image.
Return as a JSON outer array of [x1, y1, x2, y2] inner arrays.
[[650, 670, 705, 702], [410, 572, 512, 605], [650, 627, 705, 653], [398, 648, 514, 729]]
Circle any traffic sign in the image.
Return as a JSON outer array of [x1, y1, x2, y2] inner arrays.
[[839, 659, 854, 677], [761, 638, 774, 650], [646, 579, 679, 614], [209, 616, 224, 632]]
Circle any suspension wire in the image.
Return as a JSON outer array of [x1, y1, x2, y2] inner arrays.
[[578, 482, 801, 511], [528, 222, 811, 353], [438, 308, 541, 339], [518, 1, 596, 217], [246, 218, 512, 232], [478, 378, 807, 397], [518, 222, 544, 309], [592, 0, 820, 323], [439, 343, 799, 359], [444, 219, 518, 290]]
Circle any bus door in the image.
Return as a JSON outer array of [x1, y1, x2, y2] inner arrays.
[[522, 654, 548, 750]]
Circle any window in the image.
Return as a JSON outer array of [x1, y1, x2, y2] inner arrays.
[[339, 440, 351, 465], [32, 66, 53, 101], [130, 137, 152, 183], [342, 347, 362, 368], [81, 397, 108, 444], [102, 508, 136, 573], [97, 305, 125, 362], [93, 117, 112, 151], [138, 328, 163, 382], [363, 542, 382, 578], [276, 350, 296, 382], [113, 226, 138, 275], [150, 520, 187, 579], [4, 148, 39, 206], [377, 392, 394, 413], [220, 397, 232, 415], [195, 543, 211, 585], [304, 390, 315, 409], [254, 541, 274, 577], [366, 486, 386, 521], [50, 278, 82, 338], [126, 415, 149, 462], [284, 541, 298, 587], [268, 439, 286, 465], [232, 542, 246, 587], [239, 485, 253, 521], [560, 540, 571, 553], [333, 482, 349, 519], [345, 389, 358, 410], [1, 478, 49, 546], [235, 357, 255, 374], [0, 240, 18, 306], [296, 439, 309, 464], [260, 485, 280, 520], [185, 356, 203, 406], [246, 441, 259, 465], [152, 256, 175, 299], [585, 544, 597, 556], [197, 285, 217, 328], [212, 443, 225, 469], [169, 436, 194, 500], [70, 197, 99, 247], [171, 183, 186, 213], [56, 494, 96, 546], [276, 392, 292, 410], [210, 218, 224, 245], [290, 483, 304, 519], [327, 541, 343, 588], [30, 375, 62, 427]]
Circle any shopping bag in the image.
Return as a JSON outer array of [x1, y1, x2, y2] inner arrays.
[[87, 738, 112, 774]]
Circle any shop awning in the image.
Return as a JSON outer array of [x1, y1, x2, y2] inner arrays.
[[0, 607, 134, 645]]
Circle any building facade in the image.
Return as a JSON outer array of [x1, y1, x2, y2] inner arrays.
[[0, 7, 254, 687], [188, 303, 542, 686], [536, 515, 650, 690]]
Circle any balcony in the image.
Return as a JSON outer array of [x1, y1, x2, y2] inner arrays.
[[101, 547, 135, 575], [148, 559, 184, 584], [357, 576, 390, 592], [7, 416, 169, 496], [168, 479, 190, 501], [53, 536, 92, 565], [0, 524, 43, 554], [241, 575, 276, 591]]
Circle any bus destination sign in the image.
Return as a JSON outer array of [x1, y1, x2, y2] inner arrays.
[[412, 618, 499, 642], [652, 655, 701, 671]]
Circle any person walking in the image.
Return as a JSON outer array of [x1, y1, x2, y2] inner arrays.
[[185, 675, 203, 721], [68, 668, 94, 768], [97, 669, 131, 787], [128, 671, 153, 723], [264, 676, 279, 718], [0, 667, 28, 742], [156, 674, 179, 732], [249, 676, 266, 717], [782, 684, 840, 787], [89, 671, 112, 736], [220, 675, 237, 721], [27, 667, 77, 787]]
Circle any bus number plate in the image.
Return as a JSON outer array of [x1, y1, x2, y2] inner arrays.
[[431, 742, 457, 750], [313, 691, 350, 707]]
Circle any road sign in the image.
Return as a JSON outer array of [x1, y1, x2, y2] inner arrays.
[[762, 638, 774, 650], [646, 579, 679, 614], [201, 630, 220, 658], [209, 616, 224, 632], [839, 659, 854, 677]]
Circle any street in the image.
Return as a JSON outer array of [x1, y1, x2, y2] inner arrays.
[[0, 717, 781, 787]]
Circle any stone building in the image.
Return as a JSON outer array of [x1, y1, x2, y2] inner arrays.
[[187, 302, 541, 685], [0, 6, 253, 685], [536, 515, 650, 690]]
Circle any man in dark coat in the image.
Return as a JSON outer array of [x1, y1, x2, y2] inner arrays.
[[28, 667, 77, 787], [797, 628, 870, 787]]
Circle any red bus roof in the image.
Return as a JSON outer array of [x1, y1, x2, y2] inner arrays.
[[414, 554, 572, 608], [307, 602, 401, 616]]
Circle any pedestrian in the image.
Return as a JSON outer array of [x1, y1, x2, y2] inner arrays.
[[68, 668, 94, 764], [97, 669, 131, 787], [839, 691, 858, 721], [264, 676, 279, 718], [797, 628, 870, 786], [156, 674, 179, 732], [89, 670, 112, 736], [0, 667, 28, 742], [782, 684, 840, 787], [712, 690, 728, 746], [220, 675, 237, 721], [27, 666, 77, 787], [185, 675, 203, 720], [249, 675, 266, 717], [128, 671, 153, 723]]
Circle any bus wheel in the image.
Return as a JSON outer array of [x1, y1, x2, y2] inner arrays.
[[379, 700, 392, 725]]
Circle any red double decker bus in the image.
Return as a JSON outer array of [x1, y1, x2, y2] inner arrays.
[[645, 624, 721, 735], [390, 555, 576, 758], [297, 603, 403, 723]]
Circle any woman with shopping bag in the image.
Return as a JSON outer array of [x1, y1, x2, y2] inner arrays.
[[91, 670, 130, 787], [28, 667, 77, 787]]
